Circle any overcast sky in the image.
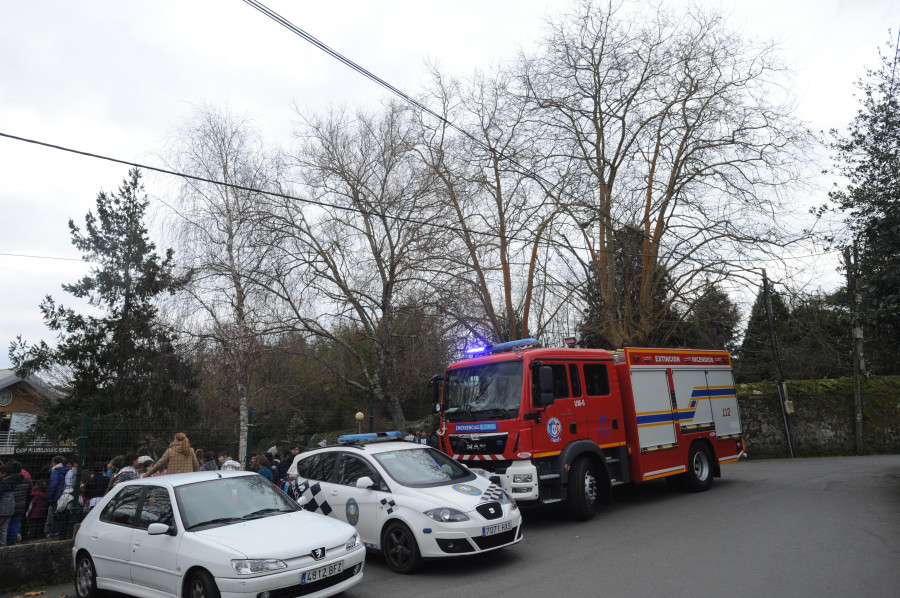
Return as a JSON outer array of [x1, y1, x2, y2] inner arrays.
[[1, 0, 897, 370]]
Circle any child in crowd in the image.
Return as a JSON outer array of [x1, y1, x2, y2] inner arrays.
[[25, 480, 48, 542]]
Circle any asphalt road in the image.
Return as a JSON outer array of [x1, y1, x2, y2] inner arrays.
[[8, 455, 900, 598]]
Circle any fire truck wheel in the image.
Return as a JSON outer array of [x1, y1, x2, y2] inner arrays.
[[382, 521, 423, 574], [567, 457, 598, 520], [686, 443, 714, 492]]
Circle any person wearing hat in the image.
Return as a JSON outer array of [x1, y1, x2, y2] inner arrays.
[[136, 455, 155, 476]]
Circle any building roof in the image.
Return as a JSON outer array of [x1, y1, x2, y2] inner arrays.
[[0, 368, 57, 398], [0, 368, 22, 390]]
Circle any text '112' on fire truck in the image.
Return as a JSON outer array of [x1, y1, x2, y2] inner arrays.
[[429, 338, 746, 520]]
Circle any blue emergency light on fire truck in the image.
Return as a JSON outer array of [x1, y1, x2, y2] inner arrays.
[[430, 339, 746, 520]]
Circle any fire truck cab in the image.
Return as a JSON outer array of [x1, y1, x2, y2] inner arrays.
[[432, 339, 745, 520]]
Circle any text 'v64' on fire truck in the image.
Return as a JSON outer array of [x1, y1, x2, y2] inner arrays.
[[429, 339, 746, 520]]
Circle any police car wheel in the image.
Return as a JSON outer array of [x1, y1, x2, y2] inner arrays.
[[686, 443, 714, 492], [382, 521, 423, 574], [567, 457, 597, 521]]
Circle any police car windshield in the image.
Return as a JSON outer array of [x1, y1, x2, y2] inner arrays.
[[373, 448, 473, 487], [443, 360, 522, 421]]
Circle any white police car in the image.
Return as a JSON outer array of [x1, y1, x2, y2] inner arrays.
[[287, 432, 523, 573]]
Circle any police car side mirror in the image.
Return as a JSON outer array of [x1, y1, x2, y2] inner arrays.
[[356, 476, 375, 489], [296, 495, 310, 507]]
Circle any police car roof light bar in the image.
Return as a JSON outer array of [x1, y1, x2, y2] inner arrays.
[[337, 431, 403, 444]]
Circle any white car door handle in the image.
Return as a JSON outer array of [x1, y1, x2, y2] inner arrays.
[[330, 489, 339, 496], [133, 541, 141, 547]]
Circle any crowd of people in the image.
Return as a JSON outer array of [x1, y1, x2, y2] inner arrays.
[[0, 433, 306, 546], [1, 428, 437, 546]]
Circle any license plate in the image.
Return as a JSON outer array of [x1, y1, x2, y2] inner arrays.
[[482, 521, 513, 536], [301, 561, 343, 584]]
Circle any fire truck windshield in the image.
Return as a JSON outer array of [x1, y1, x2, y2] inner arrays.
[[443, 360, 522, 421]]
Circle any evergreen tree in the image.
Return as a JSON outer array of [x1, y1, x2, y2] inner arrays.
[[678, 286, 741, 352], [830, 33, 900, 372], [580, 226, 676, 348], [10, 169, 195, 435], [734, 287, 790, 383], [781, 292, 851, 380]]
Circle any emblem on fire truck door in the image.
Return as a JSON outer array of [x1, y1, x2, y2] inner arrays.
[[547, 417, 562, 442]]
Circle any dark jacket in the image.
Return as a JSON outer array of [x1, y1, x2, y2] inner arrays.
[[47, 465, 71, 501], [13, 474, 32, 515], [277, 455, 295, 483], [0, 473, 23, 516], [84, 474, 109, 501]]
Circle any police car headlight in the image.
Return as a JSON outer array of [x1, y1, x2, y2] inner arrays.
[[496, 490, 518, 510], [345, 531, 361, 551], [424, 508, 470, 522], [231, 559, 288, 575]]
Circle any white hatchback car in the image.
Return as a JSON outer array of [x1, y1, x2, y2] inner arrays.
[[73, 471, 365, 598], [287, 433, 523, 573]]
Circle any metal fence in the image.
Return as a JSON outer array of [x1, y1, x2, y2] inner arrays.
[[2, 401, 437, 543]]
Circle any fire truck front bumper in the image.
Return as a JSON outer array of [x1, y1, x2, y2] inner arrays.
[[501, 460, 539, 501]]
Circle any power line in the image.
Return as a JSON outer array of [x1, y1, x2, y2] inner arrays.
[[240, 0, 557, 193], [0, 130, 488, 239], [0, 130, 601, 256], [0, 251, 83, 263], [238, 1, 836, 268], [241, 0, 669, 242], [0, 130, 623, 258], [0, 131, 834, 268]]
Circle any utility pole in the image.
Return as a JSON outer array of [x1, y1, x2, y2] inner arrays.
[[762, 270, 794, 458], [845, 245, 865, 453]]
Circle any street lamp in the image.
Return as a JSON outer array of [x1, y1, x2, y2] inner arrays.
[[355, 411, 365, 433]]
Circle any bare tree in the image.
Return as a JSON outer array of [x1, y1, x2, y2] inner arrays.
[[163, 105, 279, 464], [416, 66, 571, 346], [261, 102, 443, 431], [519, 0, 813, 346]]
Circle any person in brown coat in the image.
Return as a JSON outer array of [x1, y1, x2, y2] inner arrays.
[[143, 432, 200, 476]]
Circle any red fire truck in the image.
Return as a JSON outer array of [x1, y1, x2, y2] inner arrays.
[[430, 339, 746, 520]]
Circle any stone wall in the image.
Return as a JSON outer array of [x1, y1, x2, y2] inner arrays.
[[738, 376, 900, 458], [0, 540, 73, 592]]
